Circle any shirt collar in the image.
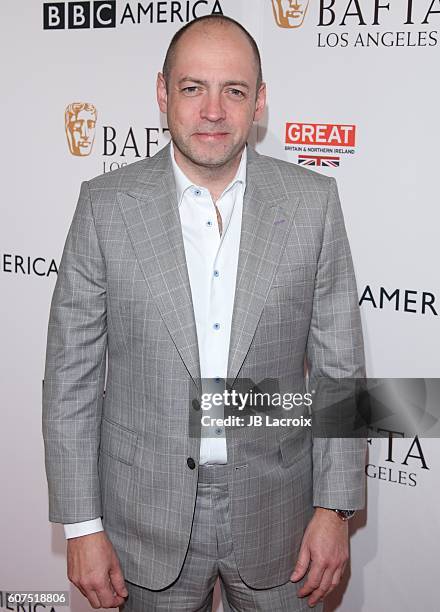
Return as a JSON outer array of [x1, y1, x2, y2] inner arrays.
[[170, 140, 247, 207]]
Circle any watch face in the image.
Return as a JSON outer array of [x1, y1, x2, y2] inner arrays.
[[336, 509, 356, 520]]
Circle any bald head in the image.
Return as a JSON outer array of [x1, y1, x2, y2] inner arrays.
[[162, 15, 263, 95]]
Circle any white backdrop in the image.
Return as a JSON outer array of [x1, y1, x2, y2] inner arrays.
[[1, 1, 439, 610]]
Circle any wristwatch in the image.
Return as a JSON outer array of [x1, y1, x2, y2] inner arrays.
[[334, 509, 356, 521]]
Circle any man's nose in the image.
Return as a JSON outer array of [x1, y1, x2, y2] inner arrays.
[[200, 93, 226, 122]]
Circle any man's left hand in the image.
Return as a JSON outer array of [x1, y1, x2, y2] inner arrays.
[[290, 507, 349, 608]]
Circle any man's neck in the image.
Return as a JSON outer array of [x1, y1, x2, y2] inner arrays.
[[172, 144, 244, 203]]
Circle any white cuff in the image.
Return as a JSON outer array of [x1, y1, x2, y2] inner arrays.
[[63, 518, 104, 539]]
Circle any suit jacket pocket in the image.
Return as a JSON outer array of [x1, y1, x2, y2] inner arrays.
[[100, 416, 138, 465], [279, 432, 311, 468]]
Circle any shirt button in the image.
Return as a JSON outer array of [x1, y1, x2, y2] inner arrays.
[[192, 399, 200, 411], [206, 220, 213, 227], [214, 377, 221, 383], [213, 323, 220, 330], [215, 427, 223, 436], [194, 188, 201, 197], [187, 457, 196, 470], [213, 270, 220, 278]]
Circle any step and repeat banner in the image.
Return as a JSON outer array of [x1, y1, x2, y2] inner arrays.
[[1, 1, 438, 611]]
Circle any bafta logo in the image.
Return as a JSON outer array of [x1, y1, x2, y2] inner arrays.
[[271, 0, 310, 28], [65, 102, 97, 156]]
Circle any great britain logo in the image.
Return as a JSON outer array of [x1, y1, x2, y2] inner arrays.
[[284, 122, 357, 168]]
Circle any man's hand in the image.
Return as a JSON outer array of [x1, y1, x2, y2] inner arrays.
[[290, 508, 349, 608], [67, 531, 128, 609]]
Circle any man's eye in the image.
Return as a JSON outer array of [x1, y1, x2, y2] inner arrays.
[[228, 89, 245, 98], [182, 86, 199, 95]]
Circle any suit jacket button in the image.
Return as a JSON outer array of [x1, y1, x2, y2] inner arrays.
[[192, 399, 200, 411], [187, 457, 196, 470]]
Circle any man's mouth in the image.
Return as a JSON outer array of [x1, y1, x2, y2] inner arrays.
[[194, 132, 229, 141]]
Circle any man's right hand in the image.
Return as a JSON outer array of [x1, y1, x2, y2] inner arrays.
[[67, 531, 128, 609]]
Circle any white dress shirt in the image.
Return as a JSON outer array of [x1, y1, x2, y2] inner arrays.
[[64, 142, 247, 538]]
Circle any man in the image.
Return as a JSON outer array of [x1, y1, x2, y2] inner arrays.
[[42, 14, 366, 612]]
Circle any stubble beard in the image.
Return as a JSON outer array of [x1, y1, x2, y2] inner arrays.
[[171, 129, 246, 171]]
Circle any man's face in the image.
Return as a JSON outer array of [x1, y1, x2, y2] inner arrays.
[[272, 0, 309, 28], [157, 24, 265, 170], [66, 108, 96, 156]]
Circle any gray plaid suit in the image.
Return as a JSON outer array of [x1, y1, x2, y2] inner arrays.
[[42, 142, 366, 592]]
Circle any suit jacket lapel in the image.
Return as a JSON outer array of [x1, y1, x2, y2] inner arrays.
[[117, 143, 202, 391], [227, 147, 300, 384]]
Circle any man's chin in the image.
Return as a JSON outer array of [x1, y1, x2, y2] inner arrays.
[[172, 135, 244, 169], [184, 147, 240, 169]]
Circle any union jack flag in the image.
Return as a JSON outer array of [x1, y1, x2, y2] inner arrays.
[[298, 155, 340, 167]]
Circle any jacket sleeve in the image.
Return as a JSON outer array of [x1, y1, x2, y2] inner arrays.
[[42, 180, 107, 523], [306, 177, 367, 511]]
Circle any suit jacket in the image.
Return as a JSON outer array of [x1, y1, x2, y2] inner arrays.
[[42, 142, 366, 590]]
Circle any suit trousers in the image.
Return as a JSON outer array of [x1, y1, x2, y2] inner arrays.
[[120, 463, 322, 612]]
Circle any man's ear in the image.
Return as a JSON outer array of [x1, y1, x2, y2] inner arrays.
[[157, 72, 168, 114], [254, 82, 266, 123]]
